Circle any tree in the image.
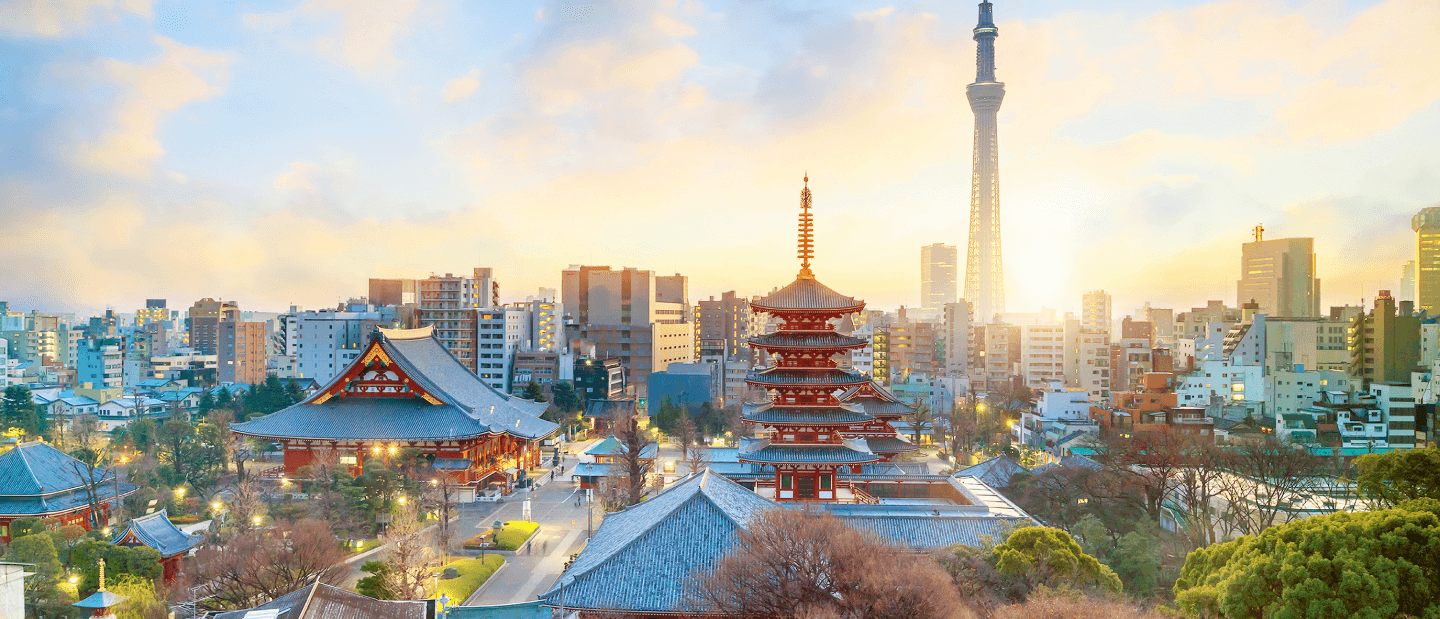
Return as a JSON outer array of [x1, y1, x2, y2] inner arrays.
[[188, 519, 348, 609], [108, 574, 169, 619], [9, 516, 46, 539], [1217, 438, 1325, 536], [687, 509, 974, 619], [522, 380, 547, 403], [2, 384, 44, 435], [69, 541, 162, 595], [1097, 432, 1188, 523], [1354, 446, 1440, 508], [652, 397, 682, 435], [994, 593, 1168, 619], [910, 404, 934, 446], [1170, 439, 1229, 548], [424, 474, 461, 557], [375, 504, 436, 599], [9, 533, 64, 609], [355, 561, 397, 600], [69, 446, 109, 529], [1174, 498, 1440, 618], [197, 391, 215, 415], [991, 527, 1121, 598], [551, 382, 582, 413], [602, 406, 650, 510]]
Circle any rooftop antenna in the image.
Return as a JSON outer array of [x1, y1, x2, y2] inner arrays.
[[1253, 224, 1265, 242]]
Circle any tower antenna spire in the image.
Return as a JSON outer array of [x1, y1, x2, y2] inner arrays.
[[964, 0, 1006, 320], [798, 174, 814, 279]]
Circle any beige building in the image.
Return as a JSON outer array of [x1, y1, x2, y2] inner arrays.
[[418, 267, 496, 372], [921, 243, 959, 312], [1349, 291, 1422, 385], [562, 266, 694, 398], [218, 321, 267, 385], [1237, 235, 1320, 318]]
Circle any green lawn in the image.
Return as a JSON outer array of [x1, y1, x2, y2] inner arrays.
[[349, 538, 382, 553], [495, 521, 539, 551], [434, 556, 505, 603]]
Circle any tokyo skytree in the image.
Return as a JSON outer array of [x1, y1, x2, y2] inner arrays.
[[963, 0, 1005, 321]]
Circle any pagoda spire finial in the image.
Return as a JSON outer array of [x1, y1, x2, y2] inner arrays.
[[798, 174, 814, 279], [98, 558, 106, 592]]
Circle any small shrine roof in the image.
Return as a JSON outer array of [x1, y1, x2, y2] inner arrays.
[[584, 437, 659, 459], [583, 398, 636, 419], [863, 436, 920, 453], [955, 456, 1029, 489], [213, 583, 428, 619], [751, 278, 863, 313], [74, 591, 126, 609], [111, 509, 203, 557]]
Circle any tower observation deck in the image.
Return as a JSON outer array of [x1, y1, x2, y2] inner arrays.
[[964, 0, 1005, 321]]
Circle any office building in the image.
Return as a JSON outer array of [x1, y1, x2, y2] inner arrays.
[[218, 321, 267, 385], [188, 298, 239, 356], [1082, 290, 1112, 334], [1415, 208, 1440, 313], [1237, 232, 1320, 318], [1349, 291, 1422, 385], [942, 301, 972, 377], [697, 291, 752, 364], [368, 278, 420, 307], [921, 243, 959, 312], [562, 266, 694, 397], [417, 268, 497, 372]]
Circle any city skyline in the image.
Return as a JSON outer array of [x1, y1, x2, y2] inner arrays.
[[3, 0, 1439, 318]]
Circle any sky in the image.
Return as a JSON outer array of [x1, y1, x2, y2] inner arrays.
[[2, 0, 1438, 319]]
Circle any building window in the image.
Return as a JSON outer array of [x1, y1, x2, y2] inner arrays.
[[780, 475, 792, 490]]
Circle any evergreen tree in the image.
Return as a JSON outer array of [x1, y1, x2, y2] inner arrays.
[[550, 382, 582, 412], [197, 391, 215, 415], [522, 380, 547, 403]]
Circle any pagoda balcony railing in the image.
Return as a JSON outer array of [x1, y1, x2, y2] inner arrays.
[[845, 484, 880, 505]]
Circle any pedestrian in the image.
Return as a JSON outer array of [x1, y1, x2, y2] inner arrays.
[[543, 540, 549, 554]]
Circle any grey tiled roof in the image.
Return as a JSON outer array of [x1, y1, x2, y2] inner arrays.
[[112, 509, 203, 557], [737, 445, 880, 464], [584, 438, 658, 459], [841, 514, 1034, 550], [540, 470, 773, 612], [751, 277, 864, 312], [0, 442, 115, 496], [748, 332, 867, 350], [741, 402, 872, 425], [584, 398, 636, 419], [863, 436, 920, 453], [746, 367, 870, 387], [233, 399, 491, 441], [1060, 454, 1103, 470], [384, 333, 557, 440], [956, 456, 1029, 488], [213, 583, 427, 619]]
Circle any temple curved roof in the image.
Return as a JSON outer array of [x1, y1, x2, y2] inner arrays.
[[741, 402, 873, 425], [112, 509, 204, 557], [748, 332, 867, 350], [233, 327, 557, 442], [746, 366, 870, 388], [751, 277, 864, 313]]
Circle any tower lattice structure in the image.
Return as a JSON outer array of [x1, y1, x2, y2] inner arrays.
[[964, 0, 1005, 321]]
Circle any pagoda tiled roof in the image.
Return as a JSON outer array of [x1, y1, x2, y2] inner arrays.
[[751, 277, 863, 312], [539, 470, 773, 613], [748, 332, 867, 350], [0, 442, 138, 517], [737, 443, 880, 465], [863, 435, 920, 453], [232, 327, 557, 442], [746, 366, 869, 387], [112, 509, 203, 557], [741, 402, 873, 425]]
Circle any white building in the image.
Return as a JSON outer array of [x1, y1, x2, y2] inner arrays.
[[285, 306, 391, 384], [1016, 382, 1096, 449], [1019, 323, 1065, 388], [1178, 359, 1265, 409], [942, 302, 972, 377], [0, 338, 7, 390], [1267, 368, 1354, 418]]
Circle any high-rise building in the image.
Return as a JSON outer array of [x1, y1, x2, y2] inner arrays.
[[1082, 291, 1112, 334], [963, 0, 1006, 322], [188, 298, 239, 356], [1237, 230, 1320, 318], [561, 266, 694, 398], [368, 278, 420, 307], [418, 268, 497, 372], [283, 305, 394, 383], [1348, 291, 1422, 385], [1401, 260, 1417, 303], [1413, 207, 1440, 313], [942, 301, 972, 377], [697, 291, 752, 364], [218, 321, 267, 385], [135, 299, 168, 328], [921, 243, 958, 312]]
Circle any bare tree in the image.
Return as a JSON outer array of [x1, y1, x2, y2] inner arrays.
[[424, 474, 460, 557], [684, 445, 711, 476], [676, 411, 696, 465], [69, 446, 109, 529], [687, 509, 975, 619], [994, 593, 1168, 619], [188, 519, 349, 610], [72, 414, 100, 450], [1171, 439, 1230, 547], [606, 407, 650, 509], [378, 504, 437, 599], [1098, 431, 1188, 523], [1218, 438, 1326, 537]]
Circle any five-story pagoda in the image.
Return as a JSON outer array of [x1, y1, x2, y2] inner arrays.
[[739, 176, 883, 501]]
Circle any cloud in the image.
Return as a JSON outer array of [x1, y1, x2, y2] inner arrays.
[[243, 0, 421, 73], [66, 36, 229, 178], [0, 0, 151, 38], [442, 70, 481, 103]]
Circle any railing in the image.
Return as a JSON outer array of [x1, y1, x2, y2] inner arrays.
[[847, 485, 880, 505], [256, 465, 286, 479]]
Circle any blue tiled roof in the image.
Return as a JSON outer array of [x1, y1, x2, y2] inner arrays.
[[955, 456, 1028, 489], [572, 462, 613, 477], [234, 399, 491, 441], [746, 366, 870, 387], [863, 436, 919, 453], [112, 509, 203, 557], [741, 402, 872, 425], [0, 469, 137, 518], [738, 445, 879, 464], [584, 438, 658, 459], [539, 470, 773, 612], [748, 332, 867, 349], [449, 602, 548, 619], [0, 442, 115, 496], [840, 514, 1033, 550], [583, 399, 635, 419], [1060, 454, 1102, 470]]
